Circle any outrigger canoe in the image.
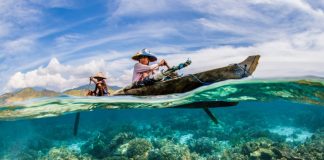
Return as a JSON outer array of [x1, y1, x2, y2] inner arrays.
[[112, 55, 260, 96]]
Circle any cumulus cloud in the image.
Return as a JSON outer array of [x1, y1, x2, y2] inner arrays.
[[161, 31, 324, 78], [4, 57, 133, 93]]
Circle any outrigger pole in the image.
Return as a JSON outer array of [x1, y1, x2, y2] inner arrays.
[[173, 101, 238, 125], [73, 112, 80, 136], [203, 107, 218, 124], [73, 80, 92, 136]]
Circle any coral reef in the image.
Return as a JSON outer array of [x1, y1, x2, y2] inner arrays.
[[11, 149, 41, 160], [40, 146, 92, 160], [188, 137, 221, 156], [296, 128, 324, 160], [81, 131, 137, 159], [108, 132, 136, 152], [125, 138, 152, 159], [221, 138, 301, 160], [149, 142, 191, 160], [81, 132, 110, 159]]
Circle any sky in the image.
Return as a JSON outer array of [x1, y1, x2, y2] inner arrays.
[[0, 0, 324, 94]]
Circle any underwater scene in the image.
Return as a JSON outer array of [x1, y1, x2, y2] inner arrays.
[[0, 78, 323, 160]]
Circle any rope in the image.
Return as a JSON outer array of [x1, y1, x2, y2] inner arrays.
[[189, 74, 212, 86], [190, 61, 255, 85], [236, 56, 257, 78], [235, 64, 249, 78]]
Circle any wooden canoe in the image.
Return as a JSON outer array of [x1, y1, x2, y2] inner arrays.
[[112, 55, 260, 96]]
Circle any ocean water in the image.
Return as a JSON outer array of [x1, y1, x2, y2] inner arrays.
[[0, 77, 323, 159]]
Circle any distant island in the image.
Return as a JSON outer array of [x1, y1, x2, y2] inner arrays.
[[0, 85, 121, 105]]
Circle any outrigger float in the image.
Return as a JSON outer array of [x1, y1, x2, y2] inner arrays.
[[74, 55, 260, 135]]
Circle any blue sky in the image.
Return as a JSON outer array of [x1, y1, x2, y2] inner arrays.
[[1, 0, 324, 93]]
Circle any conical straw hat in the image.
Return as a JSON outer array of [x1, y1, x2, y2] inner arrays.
[[93, 72, 107, 79], [132, 48, 157, 62]]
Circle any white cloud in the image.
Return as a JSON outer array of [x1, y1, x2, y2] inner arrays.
[[4, 57, 134, 93], [108, 0, 324, 48], [0, 1, 42, 25], [30, 0, 75, 8], [161, 31, 324, 78], [185, 0, 324, 19], [112, 0, 173, 16], [187, 0, 324, 45], [52, 21, 179, 58], [54, 34, 83, 48], [184, 0, 267, 21], [250, 0, 324, 17], [0, 21, 11, 37], [0, 0, 81, 52], [196, 18, 251, 35], [1, 37, 36, 53]]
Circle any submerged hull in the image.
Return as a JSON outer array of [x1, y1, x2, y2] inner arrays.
[[112, 55, 260, 96]]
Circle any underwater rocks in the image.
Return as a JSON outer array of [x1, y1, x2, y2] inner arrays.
[[221, 129, 324, 160], [81, 132, 111, 159], [188, 137, 222, 156], [221, 138, 301, 160], [40, 146, 91, 160], [148, 142, 191, 160], [268, 126, 313, 144], [81, 132, 137, 159], [36, 129, 323, 160], [109, 132, 136, 152], [124, 138, 152, 159], [81, 130, 194, 160], [296, 128, 324, 160]]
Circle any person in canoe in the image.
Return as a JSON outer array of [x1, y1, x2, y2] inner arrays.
[[89, 72, 109, 96], [132, 48, 170, 87]]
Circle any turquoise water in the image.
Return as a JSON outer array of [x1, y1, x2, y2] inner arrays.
[[0, 77, 323, 159]]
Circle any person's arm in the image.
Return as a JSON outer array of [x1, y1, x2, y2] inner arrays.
[[149, 64, 159, 71], [90, 77, 98, 84], [159, 59, 170, 69], [134, 63, 159, 73], [160, 59, 170, 69]]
